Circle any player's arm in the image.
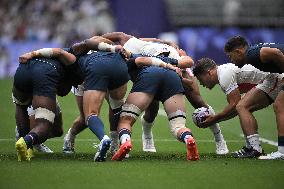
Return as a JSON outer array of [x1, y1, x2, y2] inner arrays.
[[129, 55, 182, 76], [140, 38, 179, 49], [102, 32, 133, 45], [71, 36, 120, 55], [260, 47, 284, 73], [19, 48, 76, 66], [199, 88, 241, 128]]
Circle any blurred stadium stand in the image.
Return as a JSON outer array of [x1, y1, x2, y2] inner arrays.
[[0, 0, 283, 78], [165, 0, 284, 27]]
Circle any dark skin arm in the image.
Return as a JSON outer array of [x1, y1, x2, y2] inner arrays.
[[260, 47, 284, 73], [71, 36, 119, 56], [101, 32, 132, 46], [19, 48, 76, 66]]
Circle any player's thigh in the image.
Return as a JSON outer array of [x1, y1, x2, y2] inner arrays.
[[125, 92, 154, 112], [83, 90, 106, 116], [163, 94, 186, 115], [238, 88, 271, 112], [109, 83, 127, 100]]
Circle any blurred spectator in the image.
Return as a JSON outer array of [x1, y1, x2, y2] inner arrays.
[[0, 0, 114, 46], [0, 45, 9, 78], [223, 0, 241, 25]]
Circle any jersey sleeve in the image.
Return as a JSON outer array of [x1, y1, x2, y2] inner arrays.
[[218, 65, 238, 95]]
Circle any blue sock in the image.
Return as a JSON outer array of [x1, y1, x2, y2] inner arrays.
[[179, 131, 192, 143], [23, 132, 39, 149], [86, 115, 105, 141], [278, 136, 284, 146]]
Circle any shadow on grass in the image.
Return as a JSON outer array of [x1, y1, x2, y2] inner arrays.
[[0, 151, 235, 162]]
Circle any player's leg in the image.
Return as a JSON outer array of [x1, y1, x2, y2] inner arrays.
[[83, 90, 111, 162], [184, 76, 228, 155], [112, 92, 154, 161], [63, 94, 87, 154], [234, 88, 271, 158], [141, 100, 159, 152], [16, 95, 57, 161], [27, 105, 54, 153], [163, 93, 199, 161], [260, 90, 284, 160], [108, 84, 127, 155]]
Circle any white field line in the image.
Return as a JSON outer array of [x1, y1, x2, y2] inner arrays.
[[240, 134, 277, 147]]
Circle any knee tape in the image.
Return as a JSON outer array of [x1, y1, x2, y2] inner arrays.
[[27, 105, 35, 117], [168, 110, 186, 138], [35, 107, 55, 124], [109, 95, 124, 110], [120, 103, 142, 120]]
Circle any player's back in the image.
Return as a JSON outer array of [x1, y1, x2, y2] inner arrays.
[[246, 43, 284, 73], [123, 37, 180, 59]]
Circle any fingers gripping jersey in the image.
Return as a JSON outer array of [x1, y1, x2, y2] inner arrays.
[[123, 37, 181, 60]]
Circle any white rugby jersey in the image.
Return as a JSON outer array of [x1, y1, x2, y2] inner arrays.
[[217, 63, 282, 95], [123, 37, 181, 60]]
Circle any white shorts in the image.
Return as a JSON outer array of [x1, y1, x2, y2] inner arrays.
[[256, 74, 284, 101], [71, 85, 84, 97]]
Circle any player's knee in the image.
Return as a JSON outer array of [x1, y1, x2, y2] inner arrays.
[[168, 110, 187, 138], [109, 95, 124, 110], [273, 100, 283, 114], [34, 107, 55, 124], [235, 101, 247, 112], [120, 103, 142, 120]]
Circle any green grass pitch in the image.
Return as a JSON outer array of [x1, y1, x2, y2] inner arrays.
[[0, 78, 283, 189]]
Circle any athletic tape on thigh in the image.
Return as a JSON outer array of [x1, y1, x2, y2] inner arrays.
[[109, 95, 124, 109], [168, 110, 186, 138], [34, 107, 55, 124], [27, 105, 35, 116], [120, 103, 142, 119]]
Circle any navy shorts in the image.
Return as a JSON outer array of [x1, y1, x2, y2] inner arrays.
[[131, 66, 184, 102], [13, 59, 61, 103], [83, 53, 129, 91]]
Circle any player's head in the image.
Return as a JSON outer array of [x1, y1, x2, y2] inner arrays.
[[224, 35, 249, 67], [192, 58, 218, 89]]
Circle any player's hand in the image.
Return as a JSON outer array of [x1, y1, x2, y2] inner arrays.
[[114, 45, 123, 53], [198, 115, 215, 128], [19, 53, 33, 64], [120, 48, 132, 60], [182, 77, 194, 90]]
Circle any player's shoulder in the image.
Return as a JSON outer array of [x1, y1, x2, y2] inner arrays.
[[217, 63, 238, 89]]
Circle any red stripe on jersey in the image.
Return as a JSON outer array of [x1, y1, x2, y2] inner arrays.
[[239, 83, 256, 93]]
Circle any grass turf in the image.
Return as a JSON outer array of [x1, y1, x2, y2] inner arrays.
[[0, 78, 283, 189]]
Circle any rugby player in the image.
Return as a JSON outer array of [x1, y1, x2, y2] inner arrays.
[[224, 36, 284, 159], [14, 48, 77, 161], [192, 58, 283, 158]]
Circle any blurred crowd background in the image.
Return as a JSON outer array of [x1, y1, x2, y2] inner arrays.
[[0, 0, 283, 78]]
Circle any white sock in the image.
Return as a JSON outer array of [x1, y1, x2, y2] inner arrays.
[[209, 123, 224, 142], [141, 116, 154, 137], [278, 146, 284, 154], [247, 134, 262, 152], [67, 128, 76, 140], [120, 134, 130, 144], [244, 135, 252, 148]]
